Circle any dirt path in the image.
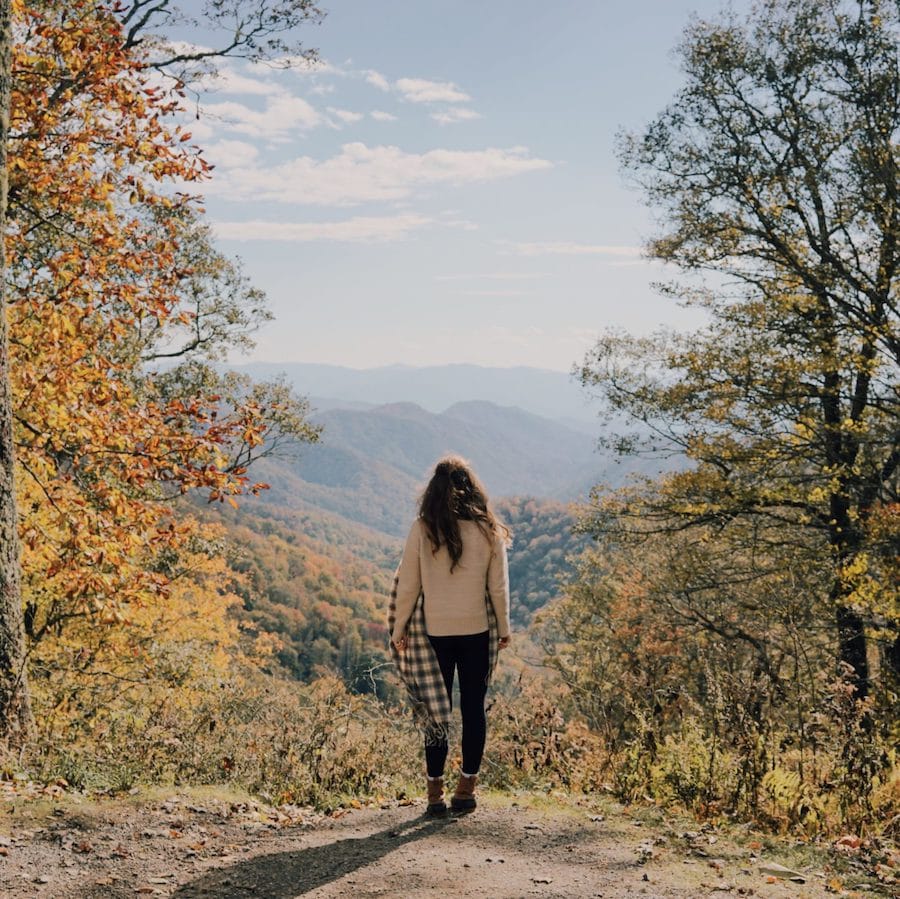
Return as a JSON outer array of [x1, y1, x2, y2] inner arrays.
[[0, 790, 888, 897]]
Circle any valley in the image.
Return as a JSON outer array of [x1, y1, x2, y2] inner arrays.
[[195, 366, 620, 692]]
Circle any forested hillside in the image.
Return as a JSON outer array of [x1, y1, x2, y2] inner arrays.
[[294, 399, 602, 510], [495, 497, 590, 627], [190, 501, 395, 692], [190, 491, 588, 691], [244, 399, 644, 536]]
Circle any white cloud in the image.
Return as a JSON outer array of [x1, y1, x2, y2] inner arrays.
[[278, 56, 340, 74], [205, 140, 260, 169], [431, 108, 481, 125], [207, 143, 553, 206], [200, 92, 321, 137], [205, 68, 278, 97], [190, 60, 328, 137], [371, 110, 397, 122], [365, 69, 391, 91], [502, 241, 643, 258], [395, 77, 471, 104], [181, 117, 215, 143], [213, 214, 434, 243], [327, 107, 364, 124]]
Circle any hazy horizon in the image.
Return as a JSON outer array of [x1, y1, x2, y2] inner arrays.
[[223, 360, 602, 424]]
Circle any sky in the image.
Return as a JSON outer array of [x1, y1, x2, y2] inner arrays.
[[169, 0, 748, 372]]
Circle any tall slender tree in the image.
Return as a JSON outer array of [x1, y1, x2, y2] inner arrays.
[[0, 0, 31, 744]]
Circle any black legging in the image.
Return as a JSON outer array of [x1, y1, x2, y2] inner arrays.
[[424, 630, 490, 777]]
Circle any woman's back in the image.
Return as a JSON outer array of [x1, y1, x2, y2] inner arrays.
[[400, 518, 507, 637]]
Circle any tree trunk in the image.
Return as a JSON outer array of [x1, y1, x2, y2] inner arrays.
[[887, 632, 900, 690], [0, 0, 32, 745], [835, 601, 869, 700]]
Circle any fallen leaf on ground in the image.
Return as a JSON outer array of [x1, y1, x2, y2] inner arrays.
[[875, 863, 896, 883], [834, 834, 861, 851], [758, 862, 805, 883]]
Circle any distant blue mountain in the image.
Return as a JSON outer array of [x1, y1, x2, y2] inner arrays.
[[250, 398, 666, 537], [221, 362, 603, 426]]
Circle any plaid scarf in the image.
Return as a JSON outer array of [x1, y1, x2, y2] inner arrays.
[[388, 570, 499, 745]]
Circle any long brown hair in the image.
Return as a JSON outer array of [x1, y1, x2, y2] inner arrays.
[[418, 456, 509, 571]]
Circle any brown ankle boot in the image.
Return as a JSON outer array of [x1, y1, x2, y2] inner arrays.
[[451, 773, 478, 812], [426, 776, 447, 816]]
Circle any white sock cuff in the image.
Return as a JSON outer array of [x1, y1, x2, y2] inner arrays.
[[461, 770, 478, 778], [426, 775, 443, 781]]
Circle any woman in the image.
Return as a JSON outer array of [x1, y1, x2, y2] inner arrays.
[[390, 455, 511, 815]]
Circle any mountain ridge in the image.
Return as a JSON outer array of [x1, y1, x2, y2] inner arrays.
[[219, 361, 602, 425], [245, 397, 668, 538], [287, 400, 600, 533]]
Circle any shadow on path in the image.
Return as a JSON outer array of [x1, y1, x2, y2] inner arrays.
[[173, 812, 451, 898]]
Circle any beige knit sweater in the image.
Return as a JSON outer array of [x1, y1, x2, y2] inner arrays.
[[391, 518, 511, 641]]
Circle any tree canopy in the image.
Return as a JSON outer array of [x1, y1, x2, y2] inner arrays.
[[579, 0, 899, 697], [0, 0, 323, 742]]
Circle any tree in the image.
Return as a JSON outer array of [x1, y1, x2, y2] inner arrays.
[[0, 0, 324, 742], [581, 0, 899, 696], [0, 0, 32, 745]]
